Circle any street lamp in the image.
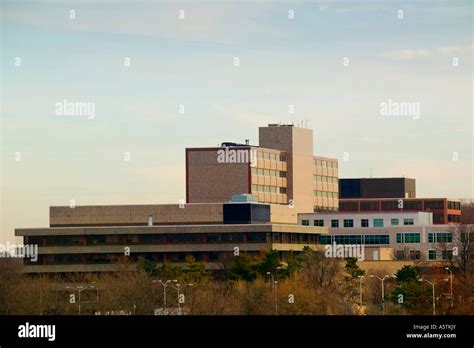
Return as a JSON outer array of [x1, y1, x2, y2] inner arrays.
[[358, 275, 364, 307], [445, 267, 454, 308], [65, 283, 98, 315], [266, 272, 278, 315], [419, 278, 436, 315], [169, 283, 193, 315], [152, 279, 177, 313], [369, 275, 394, 315]]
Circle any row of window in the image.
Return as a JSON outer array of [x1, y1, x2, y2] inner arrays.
[[320, 234, 390, 245], [428, 232, 453, 243], [302, 218, 414, 228], [252, 185, 287, 194], [313, 159, 338, 168], [313, 175, 338, 183], [340, 200, 447, 211], [447, 201, 461, 210], [251, 167, 287, 178], [396, 233, 420, 243], [257, 152, 287, 162], [396, 249, 454, 261], [26, 232, 323, 247], [313, 191, 338, 199]]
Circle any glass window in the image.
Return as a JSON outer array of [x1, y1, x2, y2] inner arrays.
[[403, 219, 414, 225], [331, 219, 339, 228], [428, 232, 434, 243], [247, 233, 267, 243], [302, 220, 309, 226], [361, 219, 369, 228], [343, 219, 354, 228], [252, 184, 258, 192], [396, 250, 405, 260], [442, 250, 453, 260], [320, 235, 332, 245], [396, 233, 403, 243], [428, 250, 437, 260], [314, 220, 324, 227], [373, 219, 384, 227], [391, 218, 399, 226], [273, 233, 281, 243], [409, 250, 421, 260], [279, 187, 287, 194]]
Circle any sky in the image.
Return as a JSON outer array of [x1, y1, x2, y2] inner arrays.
[[1, 0, 473, 245]]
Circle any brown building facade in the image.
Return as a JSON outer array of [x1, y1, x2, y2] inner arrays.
[[186, 124, 338, 214]]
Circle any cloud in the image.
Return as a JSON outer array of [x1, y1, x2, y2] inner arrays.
[[383, 49, 431, 61], [383, 44, 472, 61], [437, 44, 474, 56]]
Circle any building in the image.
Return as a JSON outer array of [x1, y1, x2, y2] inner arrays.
[[339, 177, 416, 199], [15, 200, 327, 274], [186, 124, 339, 214], [338, 198, 461, 224], [298, 212, 455, 262]]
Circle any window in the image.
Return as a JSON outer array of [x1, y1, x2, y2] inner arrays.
[[382, 201, 399, 210], [320, 235, 332, 244], [428, 232, 452, 243], [361, 219, 369, 228], [396, 250, 405, 260], [252, 184, 258, 192], [334, 235, 362, 244], [279, 187, 287, 194], [339, 202, 359, 211], [314, 220, 324, 227], [403, 219, 414, 225], [405, 233, 420, 243], [302, 220, 309, 226], [364, 235, 390, 245], [331, 219, 339, 228], [404, 201, 422, 210], [343, 219, 354, 228], [247, 233, 267, 243], [428, 250, 437, 260], [409, 250, 421, 260], [442, 250, 453, 260], [425, 200, 444, 210], [373, 219, 384, 227], [391, 218, 399, 226], [396, 233, 420, 243], [361, 202, 379, 211]]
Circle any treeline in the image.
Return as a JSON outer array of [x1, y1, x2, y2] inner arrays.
[[0, 247, 472, 315]]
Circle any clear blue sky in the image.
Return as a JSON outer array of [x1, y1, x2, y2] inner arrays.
[[1, 0, 472, 244]]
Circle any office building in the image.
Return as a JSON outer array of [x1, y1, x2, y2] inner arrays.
[[15, 200, 327, 274], [186, 124, 339, 213], [298, 212, 456, 262]]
